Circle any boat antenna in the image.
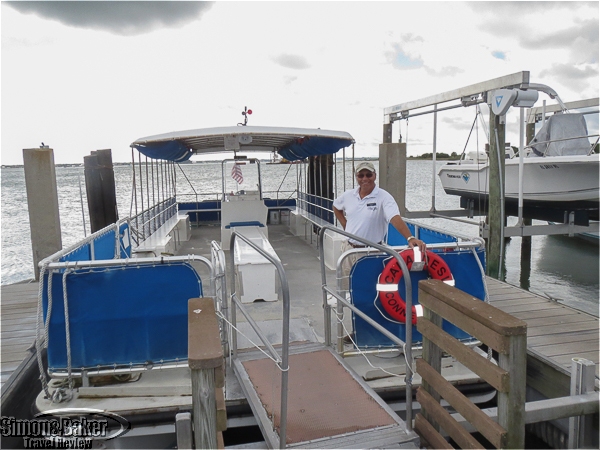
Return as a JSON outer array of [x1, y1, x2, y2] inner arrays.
[[238, 106, 252, 126]]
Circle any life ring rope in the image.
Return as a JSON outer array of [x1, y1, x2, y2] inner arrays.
[[375, 249, 454, 324]]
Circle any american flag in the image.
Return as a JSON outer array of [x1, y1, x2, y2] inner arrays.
[[231, 163, 244, 184]]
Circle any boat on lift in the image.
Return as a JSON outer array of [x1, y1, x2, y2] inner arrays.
[[438, 111, 599, 213]]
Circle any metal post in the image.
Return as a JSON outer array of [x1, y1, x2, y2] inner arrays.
[[383, 121, 393, 144], [431, 104, 437, 212], [517, 108, 525, 225], [568, 358, 595, 449]]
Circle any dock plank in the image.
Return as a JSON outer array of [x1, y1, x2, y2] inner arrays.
[[487, 276, 599, 391], [526, 320, 599, 337], [552, 352, 599, 366], [1, 282, 40, 390], [497, 302, 564, 313], [510, 307, 579, 320], [532, 340, 599, 358], [523, 314, 595, 327], [486, 293, 546, 303], [526, 330, 598, 346]]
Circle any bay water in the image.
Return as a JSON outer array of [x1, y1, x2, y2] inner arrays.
[[2, 160, 598, 316]]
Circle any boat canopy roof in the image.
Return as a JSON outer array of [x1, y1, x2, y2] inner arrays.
[[131, 126, 355, 162]]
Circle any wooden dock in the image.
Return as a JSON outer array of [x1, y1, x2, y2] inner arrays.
[[1, 281, 39, 390], [486, 277, 599, 398], [1, 277, 597, 398]]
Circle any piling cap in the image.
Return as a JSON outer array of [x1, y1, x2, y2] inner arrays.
[[355, 161, 375, 174]]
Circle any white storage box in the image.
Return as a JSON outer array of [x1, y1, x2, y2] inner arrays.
[[176, 213, 191, 242], [289, 210, 307, 236], [323, 228, 345, 270], [269, 210, 280, 225], [233, 226, 280, 303]]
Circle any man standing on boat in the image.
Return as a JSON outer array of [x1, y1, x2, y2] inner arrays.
[[333, 161, 426, 285]]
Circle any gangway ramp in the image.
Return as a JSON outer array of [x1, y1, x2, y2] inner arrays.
[[233, 342, 419, 448]]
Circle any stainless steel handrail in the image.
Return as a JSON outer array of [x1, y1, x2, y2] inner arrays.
[[228, 230, 290, 448], [45, 254, 212, 271], [211, 241, 229, 350], [318, 225, 415, 430]]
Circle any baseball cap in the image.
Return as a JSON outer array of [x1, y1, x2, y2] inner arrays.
[[355, 161, 376, 174]]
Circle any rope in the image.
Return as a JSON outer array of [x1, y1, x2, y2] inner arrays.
[[215, 311, 286, 370], [35, 263, 52, 399], [471, 247, 493, 361], [332, 307, 410, 379], [54, 270, 74, 402], [460, 111, 480, 159]]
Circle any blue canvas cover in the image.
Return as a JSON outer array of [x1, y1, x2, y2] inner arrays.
[[278, 136, 353, 162], [350, 248, 486, 346], [386, 223, 458, 246], [43, 262, 202, 370], [134, 140, 193, 162], [58, 223, 131, 264]]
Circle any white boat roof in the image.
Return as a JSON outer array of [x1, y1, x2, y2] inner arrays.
[[131, 126, 355, 162]]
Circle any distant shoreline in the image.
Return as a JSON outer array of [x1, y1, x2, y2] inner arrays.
[[1, 156, 460, 168]]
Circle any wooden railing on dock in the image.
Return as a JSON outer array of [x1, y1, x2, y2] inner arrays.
[[415, 279, 528, 449], [188, 298, 227, 449]]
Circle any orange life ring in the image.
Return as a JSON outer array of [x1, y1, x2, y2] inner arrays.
[[376, 249, 455, 324]]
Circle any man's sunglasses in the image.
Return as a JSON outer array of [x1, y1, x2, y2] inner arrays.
[[357, 172, 373, 178]]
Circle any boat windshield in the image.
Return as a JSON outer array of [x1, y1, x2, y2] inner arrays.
[[221, 158, 261, 200]]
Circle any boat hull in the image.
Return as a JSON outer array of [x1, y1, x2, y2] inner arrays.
[[438, 154, 600, 209]]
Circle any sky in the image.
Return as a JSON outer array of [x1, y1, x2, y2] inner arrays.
[[1, 1, 598, 166]]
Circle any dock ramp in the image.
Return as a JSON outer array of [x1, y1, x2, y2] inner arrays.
[[233, 342, 418, 448]]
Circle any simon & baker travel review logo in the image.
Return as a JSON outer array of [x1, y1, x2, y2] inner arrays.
[[1, 408, 130, 449]]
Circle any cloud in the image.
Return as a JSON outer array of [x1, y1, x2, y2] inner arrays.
[[5, 1, 214, 36], [539, 63, 599, 92], [468, 1, 564, 15], [520, 19, 598, 60], [271, 53, 311, 70], [386, 43, 423, 70], [424, 66, 464, 78], [471, 2, 598, 65], [283, 75, 298, 85], [441, 116, 475, 132]]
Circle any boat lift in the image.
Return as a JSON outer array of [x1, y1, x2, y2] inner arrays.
[[382, 71, 599, 241]]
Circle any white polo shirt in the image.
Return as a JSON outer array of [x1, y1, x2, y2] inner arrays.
[[333, 185, 400, 245]]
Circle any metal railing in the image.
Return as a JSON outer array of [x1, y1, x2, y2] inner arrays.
[[130, 197, 177, 241], [228, 230, 291, 448], [317, 225, 416, 430], [211, 241, 229, 351]]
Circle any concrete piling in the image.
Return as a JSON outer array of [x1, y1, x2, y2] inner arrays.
[[23, 147, 62, 280]]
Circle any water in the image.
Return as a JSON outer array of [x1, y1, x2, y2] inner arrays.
[[2, 160, 598, 316]]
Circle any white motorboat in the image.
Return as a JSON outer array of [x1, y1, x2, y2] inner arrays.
[[438, 112, 599, 211]]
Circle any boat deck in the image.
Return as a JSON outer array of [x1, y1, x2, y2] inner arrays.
[[2, 223, 598, 402], [234, 342, 418, 448]]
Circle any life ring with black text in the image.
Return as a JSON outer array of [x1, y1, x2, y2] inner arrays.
[[376, 249, 455, 324]]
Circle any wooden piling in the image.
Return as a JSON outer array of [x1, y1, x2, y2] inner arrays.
[[308, 154, 334, 224], [518, 121, 537, 289], [188, 298, 226, 449], [378, 143, 407, 215], [487, 111, 506, 279], [84, 149, 118, 233]]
